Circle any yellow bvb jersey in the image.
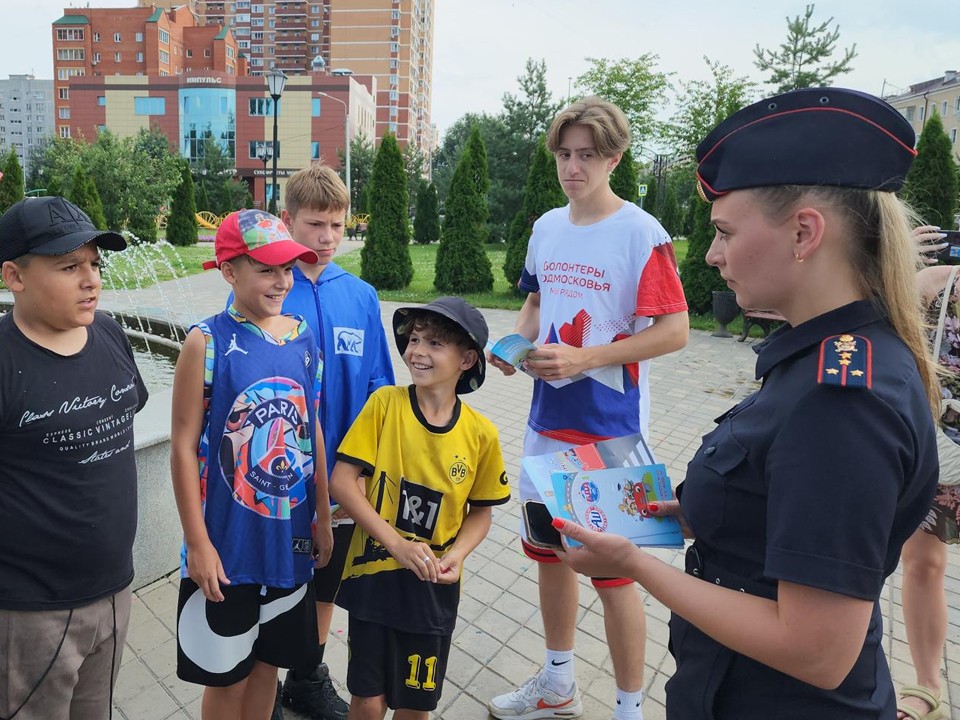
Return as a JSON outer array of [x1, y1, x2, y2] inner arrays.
[[334, 385, 510, 635]]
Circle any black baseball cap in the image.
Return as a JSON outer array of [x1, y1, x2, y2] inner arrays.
[[696, 87, 917, 202], [0, 196, 126, 265], [393, 297, 489, 394]]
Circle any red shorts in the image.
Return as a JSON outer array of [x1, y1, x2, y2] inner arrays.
[[521, 539, 633, 589]]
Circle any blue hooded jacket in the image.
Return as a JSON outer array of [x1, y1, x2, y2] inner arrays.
[[230, 261, 394, 483]]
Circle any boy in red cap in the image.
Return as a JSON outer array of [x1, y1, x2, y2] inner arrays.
[[171, 210, 335, 717]]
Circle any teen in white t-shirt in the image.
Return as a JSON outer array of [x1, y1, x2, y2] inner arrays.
[[488, 98, 689, 720]]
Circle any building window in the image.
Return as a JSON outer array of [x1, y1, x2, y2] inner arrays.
[[311, 19, 320, 27], [204, 49, 212, 57], [252, 44, 263, 54], [56, 68, 85, 81], [249, 140, 279, 159], [236, 13, 250, 22], [388, 121, 397, 133], [311, 5, 320, 11], [393, 10, 400, 19], [391, 42, 399, 53], [249, 97, 279, 115], [905, 106, 915, 122], [390, 74, 398, 86], [134, 97, 166, 115], [160, 50, 171, 64], [251, 58, 264, 67], [159, 29, 170, 45], [186, 49, 193, 58], [310, 33, 320, 41], [389, 89, 398, 101], [389, 105, 398, 117], [253, 4, 264, 12], [58, 87, 69, 100], [94, 52, 101, 63], [943, 101, 948, 117], [93, 32, 100, 42], [238, 40, 250, 49], [312, 97, 321, 116], [56, 48, 85, 61], [953, 128, 958, 144], [390, 58, 398, 69], [311, 141, 320, 159], [137, 52, 144, 62], [221, 96, 229, 114], [115, 52, 122, 62], [136, 32, 144, 42], [59, 125, 71, 138], [955, 97, 960, 115], [114, 32, 121, 42], [919, 106, 925, 121], [58, 108, 70, 119], [252, 17, 264, 26], [227, 47, 235, 59], [56, 28, 85, 41], [97, 96, 106, 107]]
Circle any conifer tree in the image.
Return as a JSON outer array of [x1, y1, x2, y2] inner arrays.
[[360, 134, 413, 288], [0, 149, 25, 214], [903, 111, 959, 229], [610, 147, 638, 203], [167, 161, 198, 246], [85, 176, 107, 230], [196, 181, 211, 213], [435, 127, 494, 292], [679, 194, 728, 314], [641, 176, 658, 218], [68, 165, 91, 216], [503, 137, 565, 288], [413, 180, 440, 244], [45, 175, 62, 198]]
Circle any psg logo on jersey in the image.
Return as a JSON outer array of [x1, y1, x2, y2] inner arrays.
[[220, 376, 314, 519]]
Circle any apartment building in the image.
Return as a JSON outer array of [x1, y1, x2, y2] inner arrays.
[[52, 6, 244, 139], [0, 75, 54, 178], [178, 0, 433, 157], [65, 70, 376, 206], [884, 71, 960, 153]]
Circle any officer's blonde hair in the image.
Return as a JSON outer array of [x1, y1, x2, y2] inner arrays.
[[753, 186, 939, 416], [284, 164, 349, 219], [546, 96, 631, 159]]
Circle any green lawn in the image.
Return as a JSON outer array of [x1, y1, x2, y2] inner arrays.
[[336, 243, 527, 310]]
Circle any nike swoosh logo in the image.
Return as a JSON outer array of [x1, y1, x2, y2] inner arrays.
[[537, 698, 575, 710], [550, 659, 570, 666], [178, 584, 307, 674]]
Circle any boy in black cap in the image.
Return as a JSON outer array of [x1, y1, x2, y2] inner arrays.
[[328, 297, 510, 720], [0, 196, 147, 720]]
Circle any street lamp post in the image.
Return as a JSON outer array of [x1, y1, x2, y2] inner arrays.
[[316, 91, 350, 218], [266, 68, 287, 214], [257, 144, 272, 209]]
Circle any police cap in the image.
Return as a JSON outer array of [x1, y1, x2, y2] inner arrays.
[[695, 87, 917, 202]]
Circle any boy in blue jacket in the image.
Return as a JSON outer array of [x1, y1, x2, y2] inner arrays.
[[277, 164, 395, 719]]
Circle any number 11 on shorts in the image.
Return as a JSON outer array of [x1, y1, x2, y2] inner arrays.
[[405, 653, 438, 690]]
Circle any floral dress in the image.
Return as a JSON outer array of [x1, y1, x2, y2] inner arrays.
[[921, 278, 960, 543]]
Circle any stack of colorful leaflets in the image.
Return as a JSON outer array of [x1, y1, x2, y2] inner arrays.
[[520, 433, 683, 548], [485, 334, 583, 388]]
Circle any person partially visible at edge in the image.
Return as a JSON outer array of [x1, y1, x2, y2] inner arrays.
[[553, 88, 940, 720], [487, 96, 689, 720], [171, 209, 334, 719], [329, 297, 511, 720], [240, 165, 395, 720], [0, 196, 147, 720], [892, 225, 960, 720]]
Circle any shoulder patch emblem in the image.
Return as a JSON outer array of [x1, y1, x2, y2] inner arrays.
[[817, 334, 872, 388]]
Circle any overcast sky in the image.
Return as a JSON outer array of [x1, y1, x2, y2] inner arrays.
[[7, 0, 958, 142]]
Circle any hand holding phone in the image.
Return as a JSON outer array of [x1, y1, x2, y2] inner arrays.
[[934, 230, 960, 263]]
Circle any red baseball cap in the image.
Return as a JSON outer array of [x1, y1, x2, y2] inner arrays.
[[202, 209, 319, 270]]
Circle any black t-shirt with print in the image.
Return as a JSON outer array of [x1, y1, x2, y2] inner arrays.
[[0, 311, 148, 610]]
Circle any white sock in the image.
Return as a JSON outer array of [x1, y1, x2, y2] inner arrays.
[[543, 648, 575, 695], [613, 688, 644, 720]]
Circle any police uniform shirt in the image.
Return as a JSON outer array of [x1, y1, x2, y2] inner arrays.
[[335, 385, 510, 636], [670, 300, 938, 719]]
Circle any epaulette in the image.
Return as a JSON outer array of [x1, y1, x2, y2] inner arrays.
[[817, 334, 872, 388]]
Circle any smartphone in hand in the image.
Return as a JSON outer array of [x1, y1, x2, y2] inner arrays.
[[934, 230, 960, 263], [522, 500, 563, 550]]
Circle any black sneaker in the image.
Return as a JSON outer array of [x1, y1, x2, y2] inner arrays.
[[281, 663, 349, 720], [271, 679, 285, 720]]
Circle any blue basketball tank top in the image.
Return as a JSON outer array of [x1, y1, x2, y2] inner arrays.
[[180, 308, 321, 588]]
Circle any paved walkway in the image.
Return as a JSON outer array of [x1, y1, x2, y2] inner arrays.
[[22, 248, 957, 719]]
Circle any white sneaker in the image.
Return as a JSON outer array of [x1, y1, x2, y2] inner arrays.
[[487, 669, 583, 719]]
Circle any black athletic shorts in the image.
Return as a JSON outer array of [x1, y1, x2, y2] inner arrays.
[[346, 616, 452, 711], [312, 522, 355, 603], [176, 577, 320, 687]]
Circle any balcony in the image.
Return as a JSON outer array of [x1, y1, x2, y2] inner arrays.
[[274, 49, 306, 57]]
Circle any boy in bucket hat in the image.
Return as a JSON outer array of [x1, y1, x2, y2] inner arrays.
[[329, 297, 510, 720], [170, 210, 334, 717], [0, 196, 148, 720]]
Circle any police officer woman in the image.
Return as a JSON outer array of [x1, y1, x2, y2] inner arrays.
[[554, 87, 940, 719]]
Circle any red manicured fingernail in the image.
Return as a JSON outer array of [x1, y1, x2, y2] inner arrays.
[[551, 518, 564, 529], [649, 503, 660, 513]]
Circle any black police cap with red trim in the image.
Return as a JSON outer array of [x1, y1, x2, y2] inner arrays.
[[695, 87, 917, 202]]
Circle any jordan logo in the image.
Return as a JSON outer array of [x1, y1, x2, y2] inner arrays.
[[225, 333, 248, 356]]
